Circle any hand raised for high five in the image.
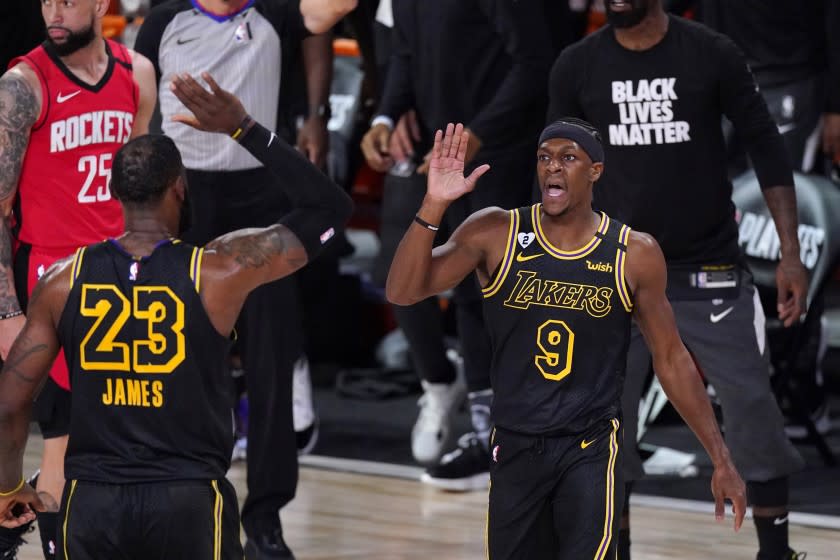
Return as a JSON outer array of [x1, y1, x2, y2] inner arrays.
[[426, 123, 490, 203], [170, 72, 248, 135]]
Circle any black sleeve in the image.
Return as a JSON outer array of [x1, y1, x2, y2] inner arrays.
[[376, 7, 414, 121], [546, 43, 586, 124], [468, 0, 554, 142], [134, 4, 177, 82], [715, 33, 793, 189], [826, 0, 840, 113]]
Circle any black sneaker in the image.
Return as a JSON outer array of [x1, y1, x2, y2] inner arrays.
[[421, 432, 490, 492], [0, 521, 35, 560], [244, 527, 295, 560], [756, 549, 807, 560]]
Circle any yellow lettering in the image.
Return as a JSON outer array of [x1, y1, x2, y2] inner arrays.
[[102, 378, 113, 405], [140, 380, 151, 407], [126, 378, 142, 406], [151, 381, 164, 407], [113, 378, 126, 405]]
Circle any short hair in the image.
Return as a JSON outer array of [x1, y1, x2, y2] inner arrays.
[[110, 135, 183, 206]]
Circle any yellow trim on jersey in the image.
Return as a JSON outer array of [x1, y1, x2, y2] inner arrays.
[[70, 247, 86, 289], [62, 479, 78, 560], [482, 210, 519, 298], [614, 225, 633, 312], [533, 205, 608, 260], [594, 419, 620, 560], [190, 247, 205, 293], [211, 480, 223, 560]]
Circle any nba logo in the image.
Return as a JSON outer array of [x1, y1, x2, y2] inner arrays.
[[36, 264, 46, 279], [492, 444, 500, 463], [129, 261, 140, 281]]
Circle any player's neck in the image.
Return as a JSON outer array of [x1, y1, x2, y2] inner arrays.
[[121, 215, 177, 249], [613, 10, 669, 51], [60, 36, 108, 82], [539, 207, 601, 251]]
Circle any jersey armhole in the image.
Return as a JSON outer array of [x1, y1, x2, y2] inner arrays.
[[482, 209, 519, 299], [69, 247, 87, 289], [14, 56, 50, 131], [189, 247, 204, 293], [614, 225, 633, 312]]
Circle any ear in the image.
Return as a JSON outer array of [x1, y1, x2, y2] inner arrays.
[[173, 175, 186, 202], [94, 0, 110, 18], [589, 162, 604, 182]]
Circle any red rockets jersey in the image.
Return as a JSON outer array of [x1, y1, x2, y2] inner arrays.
[[11, 40, 138, 252]]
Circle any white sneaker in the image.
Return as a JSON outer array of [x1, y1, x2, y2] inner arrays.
[[412, 373, 467, 465], [293, 355, 319, 455], [784, 404, 833, 439]]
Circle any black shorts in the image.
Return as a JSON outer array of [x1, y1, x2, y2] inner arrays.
[[57, 478, 242, 560], [487, 419, 623, 560], [33, 377, 71, 439]]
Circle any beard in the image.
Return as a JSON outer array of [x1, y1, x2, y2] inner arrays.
[[605, 0, 652, 29], [46, 20, 96, 56]]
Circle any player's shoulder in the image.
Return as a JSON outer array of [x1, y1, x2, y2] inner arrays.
[[0, 63, 42, 126], [669, 15, 740, 55], [625, 229, 664, 265]]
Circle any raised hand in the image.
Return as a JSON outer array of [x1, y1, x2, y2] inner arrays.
[[426, 123, 490, 203], [710, 460, 747, 532], [170, 72, 248, 135]]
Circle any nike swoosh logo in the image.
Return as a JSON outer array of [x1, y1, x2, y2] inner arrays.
[[516, 252, 544, 263], [777, 123, 796, 135], [176, 37, 199, 45], [580, 438, 596, 449], [709, 306, 734, 323], [267, 132, 277, 147], [773, 515, 788, 526], [56, 90, 81, 103]]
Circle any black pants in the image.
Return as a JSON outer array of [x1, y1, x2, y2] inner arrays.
[[487, 420, 623, 560], [184, 168, 303, 534], [57, 478, 242, 560]]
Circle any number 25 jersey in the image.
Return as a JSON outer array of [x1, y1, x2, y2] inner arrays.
[[58, 240, 232, 483], [482, 206, 634, 435], [11, 40, 137, 252]]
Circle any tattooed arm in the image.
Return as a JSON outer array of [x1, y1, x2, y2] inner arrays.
[[197, 226, 308, 336], [0, 65, 41, 359], [0, 259, 70, 527]]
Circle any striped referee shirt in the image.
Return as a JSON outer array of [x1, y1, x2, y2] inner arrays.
[[136, 0, 307, 171]]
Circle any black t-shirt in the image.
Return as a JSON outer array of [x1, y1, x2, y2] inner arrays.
[[60, 240, 232, 483], [548, 16, 792, 265]]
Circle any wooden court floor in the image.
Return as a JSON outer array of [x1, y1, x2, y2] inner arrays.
[[15, 436, 839, 559]]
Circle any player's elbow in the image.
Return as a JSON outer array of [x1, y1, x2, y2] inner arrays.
[[385, 278, 422, 307]]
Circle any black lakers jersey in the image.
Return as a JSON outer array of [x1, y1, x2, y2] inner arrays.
[[58, 239, 233, 483], [482, 205, 634, 434]]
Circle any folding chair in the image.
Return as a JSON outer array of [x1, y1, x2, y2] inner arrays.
[[732, 170, 840, 466]]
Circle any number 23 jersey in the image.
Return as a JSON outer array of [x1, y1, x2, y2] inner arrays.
[[58, 240, 232, 483], [11, 40, 137, 251], [482, 206, 634, 435]]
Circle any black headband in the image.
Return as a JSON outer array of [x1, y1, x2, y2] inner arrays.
[[538, 120, 605, 163]]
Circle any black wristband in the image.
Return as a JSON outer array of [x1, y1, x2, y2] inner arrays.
[[231, 115, 254, 141], [414, 215, 440, 232]]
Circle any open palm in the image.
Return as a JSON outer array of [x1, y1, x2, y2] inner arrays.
[[427, 123, 490, 202]]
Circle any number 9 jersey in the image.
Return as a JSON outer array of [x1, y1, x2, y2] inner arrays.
[[10, 39, 137, 252], [58, 239, 233, 483], [482, 205, 634, 435]]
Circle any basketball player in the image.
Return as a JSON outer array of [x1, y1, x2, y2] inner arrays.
[[547, 2, 807, 558], [0, 0, 155, 555], [0, 73, 352, 559], [386, 119, 746, 559]]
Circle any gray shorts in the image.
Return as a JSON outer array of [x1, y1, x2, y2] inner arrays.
[[622, 272, 804, 483]]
